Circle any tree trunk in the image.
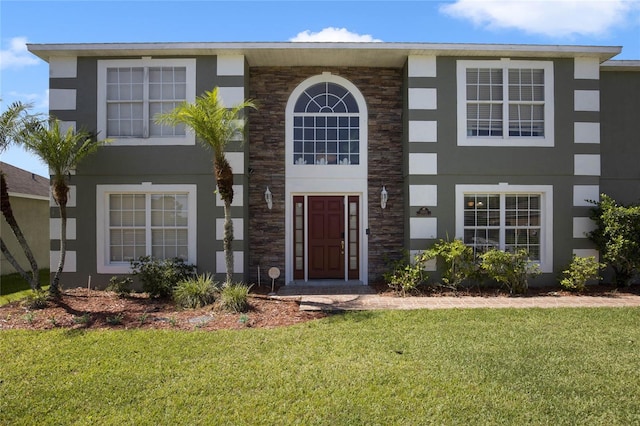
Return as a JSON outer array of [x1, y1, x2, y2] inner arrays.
[[50, 179, 69, 298], [0, 173, 40, 291], [50, 202, 66, 297], [0, 238, 32, 283], [224, 199, 234, 284], [214, 152, 235, 284]]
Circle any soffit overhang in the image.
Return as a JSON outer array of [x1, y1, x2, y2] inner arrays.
[[27, 42, 622, 66]]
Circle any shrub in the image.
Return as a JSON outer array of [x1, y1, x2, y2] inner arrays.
[[106, 276, 133, 297], [588, 195, 640, 287], [384, 252, 427, 297], [480, 249, 540, 294], [130, 256, 196, 298], [420, 239, 477, 290], [173, 273, 219, 309], [21, 289, 48, 310], [560, 255, 604, 292], [219, 283, 251, 313]]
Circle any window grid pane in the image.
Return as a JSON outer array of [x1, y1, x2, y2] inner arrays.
[[507, 68, 545, 137], [108, 194, 146, 262], [293, 82, 360, 165], [108, 192, 189, 263], [463, 193, 541, 261], [463, 194, 501, 256], [466, 65, 545, 140], [106, 66, 187, 139]]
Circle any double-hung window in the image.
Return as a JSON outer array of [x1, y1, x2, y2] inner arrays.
[[97, 58, 196, 145], [97, 184, 197, 274], [457, 59, 554, 147], [456, 184, 553, 272]]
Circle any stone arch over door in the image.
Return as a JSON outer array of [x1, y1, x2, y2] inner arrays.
[[284, 73, 369, 284]]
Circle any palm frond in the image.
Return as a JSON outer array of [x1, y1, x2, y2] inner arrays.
[[155, 87, 256, 155], [20, 119, 110, 181]]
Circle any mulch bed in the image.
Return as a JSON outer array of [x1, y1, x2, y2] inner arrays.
[[0, 287, 326, 331], [2, 283, 638, 331]]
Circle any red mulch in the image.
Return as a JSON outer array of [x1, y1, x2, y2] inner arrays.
[[0, 287, 326, 331], [2, 283, 638, 331]]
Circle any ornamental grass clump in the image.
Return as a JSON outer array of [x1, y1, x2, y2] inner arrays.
[[219, 283, 251, 313], [173, 273, 219, 309]]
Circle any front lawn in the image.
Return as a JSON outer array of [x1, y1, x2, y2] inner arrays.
[[0, 269, 49, 305], [1, 308, 639, 424]]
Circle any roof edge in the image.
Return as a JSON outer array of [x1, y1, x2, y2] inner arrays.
[[27, 41, 622, 64], [601, 60, 640, 71]]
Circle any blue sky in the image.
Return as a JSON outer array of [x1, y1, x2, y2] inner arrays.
[[1, 0, 639, 177]]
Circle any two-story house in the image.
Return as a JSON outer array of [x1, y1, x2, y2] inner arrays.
[[27, 42, 640, 287]]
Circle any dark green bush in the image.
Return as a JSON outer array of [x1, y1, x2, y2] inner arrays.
[[383, 252, 427, 297], [173, 273, 219, 309], [560, 255, 604, 292], [106, 276, 133, 297], [588, 195, 640, 287], [420, 239, 477, 291], [480, 249, 540, 294], [130, 256, 196, 298]]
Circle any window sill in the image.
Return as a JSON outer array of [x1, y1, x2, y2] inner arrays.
[[457, 137, 554, 147], [106, 135, 196, 146]]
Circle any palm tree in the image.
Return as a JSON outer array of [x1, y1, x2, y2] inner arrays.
[[155, 88, 256, 284], [21, 119, 108, 297], [0, 101, 41, 291]]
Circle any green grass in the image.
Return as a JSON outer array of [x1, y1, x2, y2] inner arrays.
[[1, 308, 639, 425], [0, 269, 50, 305]]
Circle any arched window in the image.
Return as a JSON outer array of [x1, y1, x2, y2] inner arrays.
[[292, 82, 360, 165]]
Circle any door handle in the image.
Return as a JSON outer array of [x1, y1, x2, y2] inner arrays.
[[341, 240, 345, 254]]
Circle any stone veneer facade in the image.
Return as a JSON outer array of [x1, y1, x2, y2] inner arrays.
[[248, 67, 404, 284]]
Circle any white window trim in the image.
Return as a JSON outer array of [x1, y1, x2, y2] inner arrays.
[[96, 183, 197, 274], [455, 183, 553, 273], [456, 59, 554, 147], [97, 58, 196, 146]]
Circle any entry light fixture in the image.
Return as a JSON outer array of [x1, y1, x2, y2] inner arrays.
[[265, 186, 273, 210], [381, 185, 388, 209]]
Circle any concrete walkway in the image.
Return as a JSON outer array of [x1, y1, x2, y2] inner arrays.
[[275, 286, 640, 311]]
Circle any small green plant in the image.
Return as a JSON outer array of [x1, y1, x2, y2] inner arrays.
[[138, 312, 149, 326], [73, 312, 91, 325], [238, 314, 250, 325], [106, 313, 124, 326], [560, 255, 604, 292], [384, 252, 426, 296], [480, 249, 540, 294], [106, 276, 133, 297], [168, 316, 178, 327], [22, 312, 35, 325], [173, 273, 219, 309], [131, 256, 197, 298], [219, 283, 252, 313], [49, 315, 58, 327], [420, 239, 477, 290], [21, 289, 48, 310]]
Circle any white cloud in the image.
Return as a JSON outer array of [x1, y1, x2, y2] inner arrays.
[[290, 27, 382, 42], [0, 37, 40, 70], [8, 90, 49, 111], [440, 0, 635, 38]]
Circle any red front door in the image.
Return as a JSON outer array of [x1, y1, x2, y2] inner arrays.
[[308, 196, 344, 279]]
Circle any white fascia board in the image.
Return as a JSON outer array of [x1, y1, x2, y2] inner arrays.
[[27, 42, 622, 65]]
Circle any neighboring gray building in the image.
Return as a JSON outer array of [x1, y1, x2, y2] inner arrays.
[[1, 162, 50, 276], [26, 42, 640, 287]]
